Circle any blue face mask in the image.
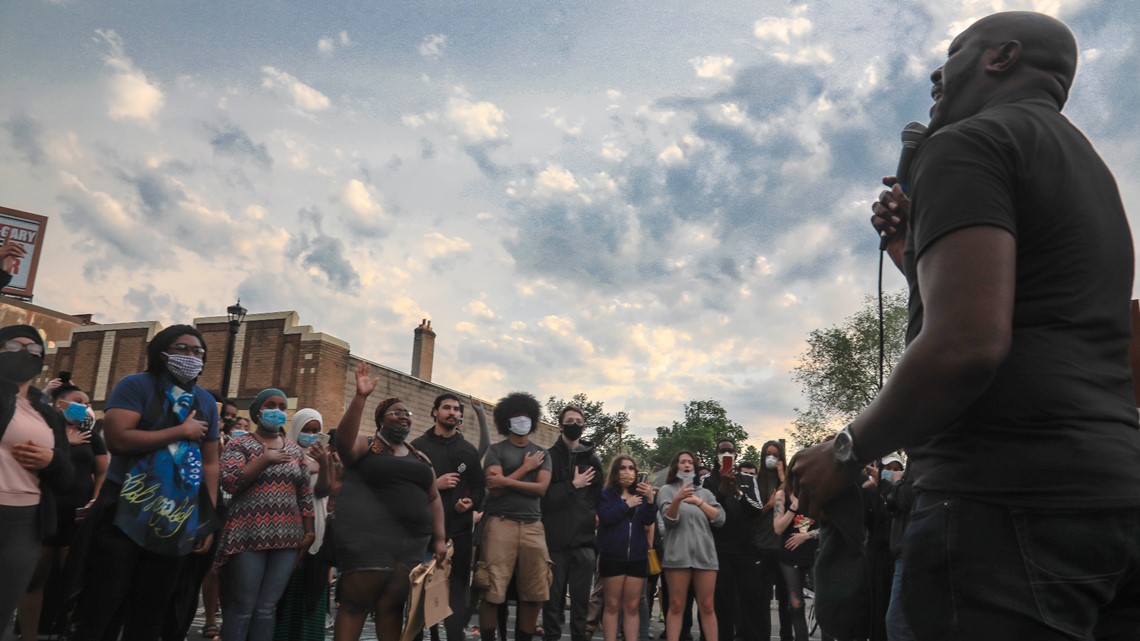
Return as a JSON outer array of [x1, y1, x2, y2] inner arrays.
[[64, 402, 89, 425], [296, 433, 320, 448], [259, 408, 288, 432]]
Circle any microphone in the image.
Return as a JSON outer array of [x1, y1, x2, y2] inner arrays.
[[880, 121, 928, 250]]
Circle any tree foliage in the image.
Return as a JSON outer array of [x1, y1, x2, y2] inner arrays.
[[651, 399, 749, 470], [544, 393, 633, 466], [791, 290, 908, 449]]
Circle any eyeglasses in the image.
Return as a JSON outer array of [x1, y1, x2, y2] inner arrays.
[[169, 343, 207, 357], [385, 410, 413, 418], [3, 340, 43, 356]]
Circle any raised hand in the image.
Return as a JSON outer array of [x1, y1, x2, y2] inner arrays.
[[0, 239, 26, 273], [354, 361, 378, 397]]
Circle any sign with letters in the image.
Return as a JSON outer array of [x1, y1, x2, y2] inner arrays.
[[0, 206, 48, 300]]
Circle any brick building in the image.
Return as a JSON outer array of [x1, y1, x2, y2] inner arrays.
[[32, 309, 557, 447]]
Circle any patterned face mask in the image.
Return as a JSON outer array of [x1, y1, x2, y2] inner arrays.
[[164, 354, 203, 385]]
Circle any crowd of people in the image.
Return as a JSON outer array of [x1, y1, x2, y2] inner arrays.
[[4, 8, 1140, 641], [0, 319, 920, 641]]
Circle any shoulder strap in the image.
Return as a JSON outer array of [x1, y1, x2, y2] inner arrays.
[[405, 440, 433, 466]]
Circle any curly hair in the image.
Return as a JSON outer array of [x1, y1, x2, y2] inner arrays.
[[373, 397, 403, 429], [492, 391, 541, 436], [145, 324, 206, 375]]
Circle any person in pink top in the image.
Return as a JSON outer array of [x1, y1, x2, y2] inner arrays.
[[0, 324, 75, 633]]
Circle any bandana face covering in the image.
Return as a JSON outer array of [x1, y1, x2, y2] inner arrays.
[[164, 354, 203, 385]]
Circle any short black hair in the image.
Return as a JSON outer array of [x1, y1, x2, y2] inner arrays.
[[492, 391, 540, 436], [50, 384, 85, 401], [433, 393, 463, 416], [738, 461, 758, 472], [146, 324, 206, 375]]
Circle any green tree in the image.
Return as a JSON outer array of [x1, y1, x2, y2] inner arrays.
[[544, 393, 632, 465], [652, 399, 750, 470], [790, 290, 908, 449]]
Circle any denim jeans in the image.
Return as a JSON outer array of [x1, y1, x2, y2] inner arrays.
[[886, 557, 915, 641], [222, 549, 298, 641], [901, 493, 1140, 641]]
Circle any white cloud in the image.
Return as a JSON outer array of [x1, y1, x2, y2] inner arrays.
[[420, 34, 448, 58], [343, 179, 383, 216], [657, 143, 684, 165], [95, 30, 164, 127], [261, 67, 330, 113], [753, 12, 813, 44], [420, 232, 472, 259], [601, 140, 629, 162], [690, 55, 735, 80], [535, 164, 580, 195], [542, 107, 582, 137], [464, 299, 496, 320], [318, 31, 351, 55], [446, 96, 507, 142]]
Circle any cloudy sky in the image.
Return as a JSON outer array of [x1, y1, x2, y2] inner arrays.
[[3, 0, 1139, 450]]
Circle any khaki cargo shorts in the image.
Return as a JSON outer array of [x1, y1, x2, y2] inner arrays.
[[476, 515, 552, 604]]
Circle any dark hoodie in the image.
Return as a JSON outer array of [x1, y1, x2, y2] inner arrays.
[[541, 437, 603, 552], [411, 426, 485, 539]]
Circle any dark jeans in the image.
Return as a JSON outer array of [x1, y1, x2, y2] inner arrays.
[[754, 550, 792, 641], [902, 493, 1140, 641], [778, 562, 810, 641], [74, 510, 185, 641], [544, 546, 596, 641], [222, 549, 298, 641]]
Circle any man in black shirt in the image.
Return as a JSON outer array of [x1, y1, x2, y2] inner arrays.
[[412, 393, 486, 641], [792, 11, 1140, 640]]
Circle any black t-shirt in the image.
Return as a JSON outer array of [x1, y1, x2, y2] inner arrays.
[[778, 509, 818, 568], [903, 95, 1140, 509], [63, 430, 107, 508]]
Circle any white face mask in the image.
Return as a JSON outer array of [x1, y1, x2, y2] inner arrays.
[[509, 416, 532, 436], [765, 456, 779, 470]]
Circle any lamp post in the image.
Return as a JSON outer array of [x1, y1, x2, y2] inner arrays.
[[221, 299, 247, 398]]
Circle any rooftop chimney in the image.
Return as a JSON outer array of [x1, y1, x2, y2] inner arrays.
[[411, 319, 436, 381]]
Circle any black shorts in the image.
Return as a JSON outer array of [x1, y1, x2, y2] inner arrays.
[[599, 557, 649, 578]]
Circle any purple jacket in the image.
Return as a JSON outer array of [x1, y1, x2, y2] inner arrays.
[[595, 486, 658, 562]]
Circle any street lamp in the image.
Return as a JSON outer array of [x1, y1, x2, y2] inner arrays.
[[221, 299, 247, 397]]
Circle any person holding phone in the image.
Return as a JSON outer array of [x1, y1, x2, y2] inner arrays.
[[596, 455, 657, 641], [657, 451, 724, 641]]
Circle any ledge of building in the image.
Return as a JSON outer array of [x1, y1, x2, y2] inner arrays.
[[194, 310, 350, 350]]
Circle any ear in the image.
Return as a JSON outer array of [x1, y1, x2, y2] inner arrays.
[[985, 40, 1021, 74]]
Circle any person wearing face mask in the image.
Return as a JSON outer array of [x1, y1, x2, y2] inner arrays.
[[657, 450, 724, 641], [215, 388, 315, 641], [332, 362, 447, 641], [0, 325, 75, 635], [540, 405, 604, 641], [273, 408, 335, 641], [596, 455, 657, 641], [749, 440, 793, 641], [74, 324, 220, 641], [411, 393, 486, 641], [477, 392, 553, 641], [16, 385, 105, 640]]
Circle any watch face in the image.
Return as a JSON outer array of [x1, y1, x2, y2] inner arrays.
[[834, 430, 854, 462]]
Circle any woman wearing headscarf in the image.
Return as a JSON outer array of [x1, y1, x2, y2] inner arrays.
[[0, 325, 74, 633], [273, 408, 335, 641], [332, 362, 446, 641], [215, 388, 315, 641], [74, 324, 220, 641]]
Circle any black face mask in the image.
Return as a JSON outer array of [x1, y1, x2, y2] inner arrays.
[[0, 351, 42, 383], [561, 423, 584, 441], [381, 423, 411, 444]]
